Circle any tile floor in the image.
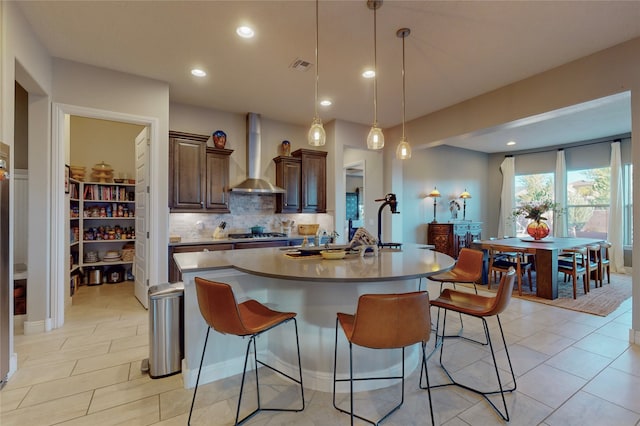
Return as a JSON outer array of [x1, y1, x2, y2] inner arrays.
[[1, 279, 639, 426]]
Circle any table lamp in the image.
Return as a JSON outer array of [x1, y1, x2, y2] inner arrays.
[[459, 189, 472, 221], [428, 187, 441, 223]]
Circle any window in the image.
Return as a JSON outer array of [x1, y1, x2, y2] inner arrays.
[[566, 167, 610, 240], [623, 163, 633, 246], [514, 173, 554, 236]]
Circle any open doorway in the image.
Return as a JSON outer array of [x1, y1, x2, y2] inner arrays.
[[67, 116, 145, 309], [51, 104, 155, 328]]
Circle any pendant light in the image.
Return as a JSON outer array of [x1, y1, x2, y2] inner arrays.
[[396, 27, 412, 159], [308, 0, 326, 146], [366, 0, 384, 150]]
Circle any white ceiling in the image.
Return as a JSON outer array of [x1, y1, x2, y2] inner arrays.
[[16, 1, 640, 153]]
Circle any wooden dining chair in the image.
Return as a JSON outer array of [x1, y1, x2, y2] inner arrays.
[[600, 241, 612, 285], [586, 244, 602, 289], [488, 245, 533, 296], [557, 247, 589, 299]]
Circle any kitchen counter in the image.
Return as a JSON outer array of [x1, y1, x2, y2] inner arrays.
[[169, 235, 321, 246], [175, 244, 454, 392]]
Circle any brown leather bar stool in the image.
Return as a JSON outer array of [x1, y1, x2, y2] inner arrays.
[[428, 268, 517, 422], [189, 277, 304, 425], [333, 291, 435, 425], [428, 247, 485, 344], [428, 247, 483, 294]]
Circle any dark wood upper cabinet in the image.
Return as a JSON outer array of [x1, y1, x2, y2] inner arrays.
[[293, 149, 327, 213], [169, 131, 233, 213], [273, 156, 301, 213], [274, 149, 326, 213]]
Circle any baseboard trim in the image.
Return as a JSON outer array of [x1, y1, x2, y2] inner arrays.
[[23, 318, 52, 335]]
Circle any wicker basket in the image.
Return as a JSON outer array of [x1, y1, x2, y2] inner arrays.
[[298, 224, 320, 235], [121, 248, 135, 262]]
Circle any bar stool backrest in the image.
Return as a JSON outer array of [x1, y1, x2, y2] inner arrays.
[[454, 248, 484, 281], [486, 269, 517, 316], [350, 291, 431, 349], [194, 277, 248, 336]]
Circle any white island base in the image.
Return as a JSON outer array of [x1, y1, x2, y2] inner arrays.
[[176, 246, 454, 393]]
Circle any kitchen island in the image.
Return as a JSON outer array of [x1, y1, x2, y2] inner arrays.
[[174, 244, 455, 392]]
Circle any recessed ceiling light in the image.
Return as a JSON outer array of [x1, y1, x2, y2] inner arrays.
[[191, 69, 206, 77], [507, 141, 516, 146], [320, 99, 332, 107], [236, 26, 255, 38], [362, 70, 375, 79]]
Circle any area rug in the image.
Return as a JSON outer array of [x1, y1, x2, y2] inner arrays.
[[481, 272, 632, 317]]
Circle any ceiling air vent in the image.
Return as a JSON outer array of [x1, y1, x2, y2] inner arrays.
[[290, 58, 313, 72]]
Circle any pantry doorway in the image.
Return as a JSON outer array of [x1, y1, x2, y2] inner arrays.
[[51, 103, 158, 329]]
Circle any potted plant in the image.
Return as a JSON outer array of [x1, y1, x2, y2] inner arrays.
[[512, 200, 562, 240]]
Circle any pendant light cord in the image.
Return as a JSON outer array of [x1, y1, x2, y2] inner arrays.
[[401, 32, 406, 139], [314, 0, 319, 118], [373, 5, 378, 126]]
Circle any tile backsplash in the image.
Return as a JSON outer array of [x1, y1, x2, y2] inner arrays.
[[169, 193, 335, 240]]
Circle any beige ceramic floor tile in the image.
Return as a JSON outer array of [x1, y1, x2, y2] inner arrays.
[[517, 364, 586, 409], [545, 390, 640, 426], [516, 330, 576, 356], [62, 325, 139, 350], [583, 367, 640, 413], [609, 344, 640, 377], [544, 346, 612, 380], [20, 342, 111, 368], [89, 374, 183, 414], [55, 395, 159, 426], [72, 344, 148, 375], [572, 332, 630, 358], [21, 364, 130, 407], [3, 360, 76, 390], [0, 390, 92, 426], [0, 386, 30, 411], [109, 332, 148, 352]]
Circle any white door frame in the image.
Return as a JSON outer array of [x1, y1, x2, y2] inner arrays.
[[51, 103, 158, 328]]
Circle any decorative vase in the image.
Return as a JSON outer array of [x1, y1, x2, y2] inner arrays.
[[526, 220, 550, 240], [281, 140, 291, 156], [212, 130, 227, 149]]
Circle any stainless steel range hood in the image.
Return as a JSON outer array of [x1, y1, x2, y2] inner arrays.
[[231, 113, 286, 194]]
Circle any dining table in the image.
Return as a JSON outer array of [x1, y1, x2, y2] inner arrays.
[[472, 237, 604, 299]]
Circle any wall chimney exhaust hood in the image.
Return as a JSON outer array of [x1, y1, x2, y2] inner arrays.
[[231, 113, 285, 194]]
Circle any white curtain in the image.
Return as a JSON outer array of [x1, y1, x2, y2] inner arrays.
[[498, 156, 515, 238], [554, 150, 568, 237], [608, 142, 625, 273]]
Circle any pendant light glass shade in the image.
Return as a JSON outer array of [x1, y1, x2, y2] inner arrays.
[[367, 125, 385, 150], [308, 0, 326, 146], [367, 0, 384, 150], [396, 136, 411, 159], [308, 116, 326, 146], [396, 27, 412, 160]]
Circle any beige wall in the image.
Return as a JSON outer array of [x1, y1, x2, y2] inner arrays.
[[383, 36, 640, 338], [70, 116, 144, 179], [169, 102, 308, 195]]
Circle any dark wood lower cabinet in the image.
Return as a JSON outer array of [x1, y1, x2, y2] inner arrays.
[[428, 222, 482, 258]]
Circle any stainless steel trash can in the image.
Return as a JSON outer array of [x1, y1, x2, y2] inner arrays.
[[147, 282, 184, 378]]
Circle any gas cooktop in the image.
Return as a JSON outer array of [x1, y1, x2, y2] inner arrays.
[[228, 232, 288, 239]]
